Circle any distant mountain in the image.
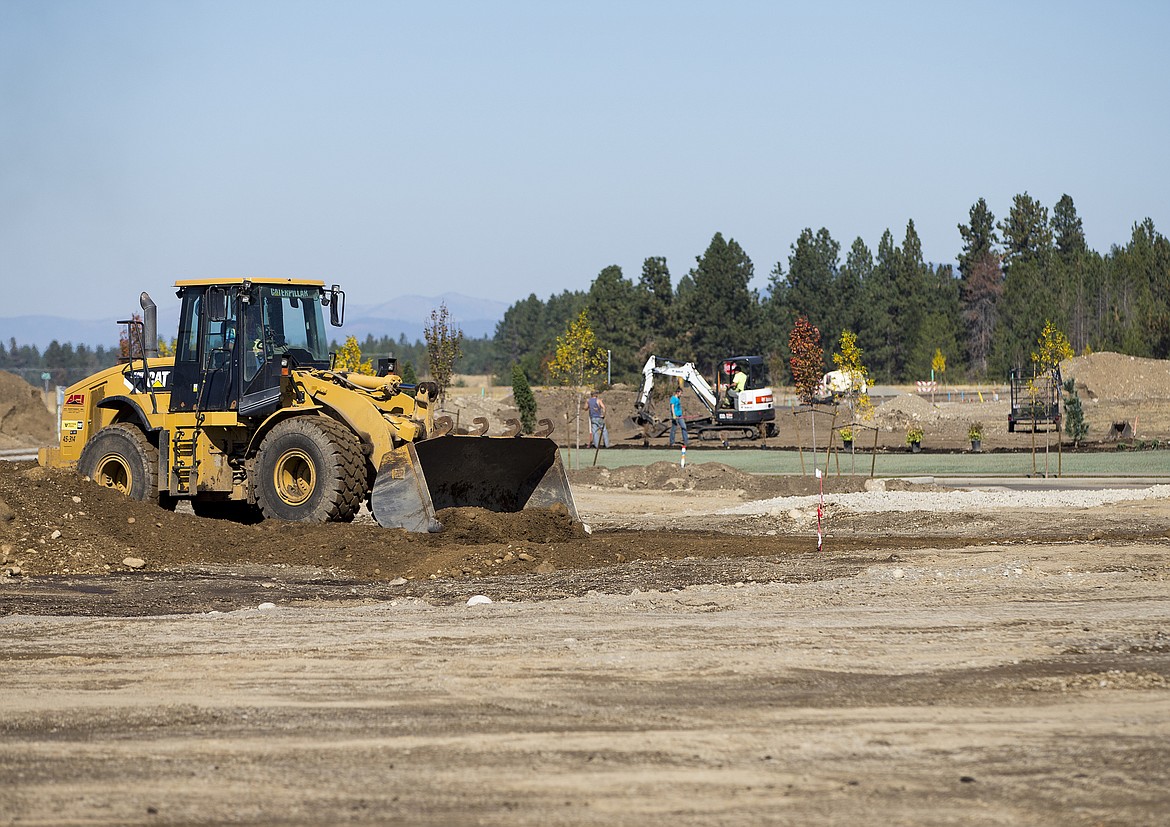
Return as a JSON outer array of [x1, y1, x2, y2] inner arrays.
[[0, 292, 508, 350]]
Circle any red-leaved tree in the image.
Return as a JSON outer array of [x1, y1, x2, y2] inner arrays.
[[789, 316, 825, 468], [788, 316, 823, 405]]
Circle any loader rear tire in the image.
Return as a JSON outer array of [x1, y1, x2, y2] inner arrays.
[[254, 417, 366, 523], [78, 423, 161, 504]]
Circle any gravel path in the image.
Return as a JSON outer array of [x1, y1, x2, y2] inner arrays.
[[720, 483, 1170, 515]]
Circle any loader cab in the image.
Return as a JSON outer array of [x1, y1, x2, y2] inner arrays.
[[170, 280, 333, 417]]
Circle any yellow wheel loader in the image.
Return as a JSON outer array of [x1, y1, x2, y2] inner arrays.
[[38, 278, 577, 532]]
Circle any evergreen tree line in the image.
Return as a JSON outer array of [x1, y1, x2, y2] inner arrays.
[[493, 194, 1170, 386], [0, 338, 121, 389], [7, 193, 1166, 392]]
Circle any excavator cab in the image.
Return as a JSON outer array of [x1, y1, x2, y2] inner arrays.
[[720, 356, 770, 404]]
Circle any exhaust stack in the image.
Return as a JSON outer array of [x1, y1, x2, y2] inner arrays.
[[139, 292, 158, 358]]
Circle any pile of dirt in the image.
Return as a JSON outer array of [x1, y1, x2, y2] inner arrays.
[[0, 372, 55, 450], [434, 504, 588, 544], [0, 463, 589, 580], [872, 393, 940, 430], [1062, 352, 1170, 401], [570, 462, 870, 499]]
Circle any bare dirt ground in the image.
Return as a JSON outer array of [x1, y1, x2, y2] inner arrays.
[[3, 459, 1170, 825], [2, 354, 1170, 824]]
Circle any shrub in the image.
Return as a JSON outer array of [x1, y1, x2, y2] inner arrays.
[[1063, 379, 1088, 446], [511, 364, 537, 435], [905, 425, 924, 445]]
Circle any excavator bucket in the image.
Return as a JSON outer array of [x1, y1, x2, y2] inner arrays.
[[369, 435, 578, 533]]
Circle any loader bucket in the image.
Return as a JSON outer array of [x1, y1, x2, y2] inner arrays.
[[370, 435, 578, 533]]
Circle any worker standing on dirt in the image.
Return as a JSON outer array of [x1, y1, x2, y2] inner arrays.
[[587, 390, 610, 448], [669, 388, 688, 446]]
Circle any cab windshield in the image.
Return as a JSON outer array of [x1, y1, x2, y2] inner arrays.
[[242, 285, 329, 382]]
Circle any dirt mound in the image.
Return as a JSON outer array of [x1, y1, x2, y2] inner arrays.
[[872, 393, 939, 429], [435, 504, 587, 543], [0, 462, 593, 580], [0, 372, 55, 449], [1062, 352, 1170, 401]]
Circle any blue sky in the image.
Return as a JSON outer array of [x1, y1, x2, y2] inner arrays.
[[2, 0, 1168, 323]]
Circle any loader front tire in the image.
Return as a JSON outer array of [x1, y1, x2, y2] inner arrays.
[[255, 417, 366, 523], [78, 423, 161, 503]]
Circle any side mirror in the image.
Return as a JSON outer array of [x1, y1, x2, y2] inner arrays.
[[207, 287, 229, 322], [328, 285, 345, 327]]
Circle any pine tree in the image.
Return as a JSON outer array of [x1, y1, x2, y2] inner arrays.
[[784, 228, 840, 332], [993, 194, 1058, 375], [673, 232, 761, 369], [586, 265, 639, 383], [893, 220, 932, 380], [999, 192, 1054, 269], [909, 264, 964, 381], [1053, 194, 1087, 260], [493, 294, 546, 380], [958, 197, 998, 276], [860, 230, 898, 381], [1063, 378, 1088, 446], [635, 256, 673, 359], [958, 198, 1003, 377], [511, 364, 537, 434], [1051, 195, 1097, 353]]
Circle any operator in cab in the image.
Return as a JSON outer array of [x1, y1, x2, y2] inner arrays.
[[726, 362, 748, 408]]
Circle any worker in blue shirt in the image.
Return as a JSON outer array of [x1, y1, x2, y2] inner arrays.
[[669, 388, 688, 446]]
